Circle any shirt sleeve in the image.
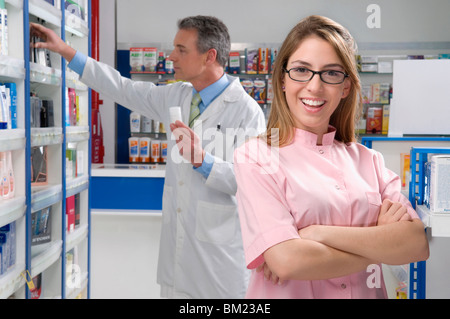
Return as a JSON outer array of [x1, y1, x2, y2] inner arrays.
[[193, 151, 214, 179], [234, 139, 300, 269], [67, 50, 88, 76]]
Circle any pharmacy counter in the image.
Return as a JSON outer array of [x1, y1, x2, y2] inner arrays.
[[91, 164, 165, 210]]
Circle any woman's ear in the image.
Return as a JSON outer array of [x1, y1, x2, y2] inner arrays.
[[341, 78, 351, 99]]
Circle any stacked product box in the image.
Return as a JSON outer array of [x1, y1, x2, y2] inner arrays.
[[0, 222, 16, 275], [424, 155, 450, 213]]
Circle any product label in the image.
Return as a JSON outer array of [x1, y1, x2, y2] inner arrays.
[[130, 48, 144, 72], [130, 141, 139, 155]]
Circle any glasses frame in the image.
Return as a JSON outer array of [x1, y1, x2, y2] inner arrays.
[[284, 67, 349, 85]]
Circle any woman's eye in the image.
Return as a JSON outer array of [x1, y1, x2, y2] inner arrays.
[[325, 70, 340, 77], [293, 67, 308, 73]]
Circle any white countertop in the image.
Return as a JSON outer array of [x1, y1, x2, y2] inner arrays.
[[92, 163, 166, 178]]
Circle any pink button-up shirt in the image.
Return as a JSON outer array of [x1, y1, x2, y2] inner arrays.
[[234, 127, 419, 299]]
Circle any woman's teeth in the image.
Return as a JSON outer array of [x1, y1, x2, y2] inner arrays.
[[301, 99, 325, 107]]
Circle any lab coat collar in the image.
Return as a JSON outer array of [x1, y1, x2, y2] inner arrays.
[[190, 75, 243, 127]]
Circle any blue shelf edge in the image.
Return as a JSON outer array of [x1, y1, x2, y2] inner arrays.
[[361, 136, 450, 149]]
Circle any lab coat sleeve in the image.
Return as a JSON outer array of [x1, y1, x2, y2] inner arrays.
[[204, 106, 266, 196], [78, 56, 176, 121]]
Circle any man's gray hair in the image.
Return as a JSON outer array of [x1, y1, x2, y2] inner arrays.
[[178, 15, 230, 67]]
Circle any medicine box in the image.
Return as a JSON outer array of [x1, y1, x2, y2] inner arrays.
[[429, 155, 450, 212], [130, 47, 144, 72]]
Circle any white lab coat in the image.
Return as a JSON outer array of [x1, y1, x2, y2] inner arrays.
[[79, 57, 266, 298]]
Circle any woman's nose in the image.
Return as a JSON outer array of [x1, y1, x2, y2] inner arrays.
[[305, 73, 324, 92]]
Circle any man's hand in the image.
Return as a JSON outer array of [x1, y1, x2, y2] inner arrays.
[[170, 120, 205, 167], [377, 199, 412, 226], [30, 22, 76, 61]]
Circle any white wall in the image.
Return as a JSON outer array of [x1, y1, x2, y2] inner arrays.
[[116, 0, 450, 45], [100, 0, 450, 162]]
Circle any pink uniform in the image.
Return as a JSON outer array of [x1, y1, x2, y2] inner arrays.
[[234, 127, 419, 299]]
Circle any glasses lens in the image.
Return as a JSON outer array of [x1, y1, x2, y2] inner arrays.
[[321, 70, 346, 84], [289, 68, 313, 82]]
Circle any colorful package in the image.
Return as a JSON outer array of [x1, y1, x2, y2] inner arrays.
[[130, 47, 144, 72], [143, 47, 157, 72], [241, 79, 254, 97], [253, 79, 266, 103], [258, 48, 269, 74], [246, 49, 258, 74], [229, 52, 240, 74], [366, 107, 382, 134]]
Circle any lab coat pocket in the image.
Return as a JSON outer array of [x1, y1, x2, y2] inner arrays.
[[162, 186, 173, 224], [366, 192, 382, 226], [195, 201, 237, 244]]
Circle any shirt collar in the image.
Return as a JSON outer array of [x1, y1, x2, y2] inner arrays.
[[193, 73, 230, 107], [293, 126, 337, 147]]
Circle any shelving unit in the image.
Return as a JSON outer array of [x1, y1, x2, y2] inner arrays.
[[0, 0, 91, 299], [408, 147, 450, 299], [364, 138, 450, 299]]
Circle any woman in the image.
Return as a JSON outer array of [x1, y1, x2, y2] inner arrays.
[[234, 15, 429, 299]]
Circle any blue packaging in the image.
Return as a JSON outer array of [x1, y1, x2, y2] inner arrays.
[[0, 85, 7, 130], [5, 83, 17, 129], [0, 233, 8, 275], [0, 222, 16, 268]]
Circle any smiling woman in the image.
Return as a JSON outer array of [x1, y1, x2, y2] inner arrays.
[[234, 15, 429, 299]]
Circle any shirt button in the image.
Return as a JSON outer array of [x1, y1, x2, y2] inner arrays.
[[178, 180, 184, 186], [341, 283, 347, 289], [319, 149, 324, 154], [176, 208, 182, 213], [335, 185, 340, 190]]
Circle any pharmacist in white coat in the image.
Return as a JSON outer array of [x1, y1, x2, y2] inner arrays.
[[30, 16, 265, 298]]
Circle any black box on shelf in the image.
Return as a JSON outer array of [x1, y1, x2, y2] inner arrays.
[[31, 207, 52, 246], [41, 100, 54, 127]]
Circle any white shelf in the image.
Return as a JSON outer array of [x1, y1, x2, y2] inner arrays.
[[31, 184, 62, 213], [5, 0, 23, 9], [416, 204, 450, 237], [0, 263, 26, 299], [65, 11, 89, 38], [66, 70, 88, 91], [29, 63, 62, 86], [66, 126, 90, 143], [0, 56, 25, 80], [29, 0, 62, 27], [0, 196, 26, 228], [66, 224, 88, 252], [31, 127, 63, 147], [0, 129, 26, 152], [66, 175, 89, 197], [31, 240, 63, 278]]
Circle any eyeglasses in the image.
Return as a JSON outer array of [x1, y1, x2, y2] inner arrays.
[[284, 67, 349, 84]]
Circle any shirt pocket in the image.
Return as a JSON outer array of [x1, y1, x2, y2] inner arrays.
[[195, 200, 237, 244], [366, 192, 382, 226]]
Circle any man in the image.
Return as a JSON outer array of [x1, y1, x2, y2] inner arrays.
[[30, 16, 265, 298]]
